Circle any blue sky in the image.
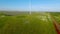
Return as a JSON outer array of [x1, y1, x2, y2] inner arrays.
[[0, 0, 60, 11]]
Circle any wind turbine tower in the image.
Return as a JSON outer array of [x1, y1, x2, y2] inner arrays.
[[29, 0, 32, 15]]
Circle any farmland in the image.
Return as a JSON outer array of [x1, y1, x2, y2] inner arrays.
[[0, 11, 59, 34]]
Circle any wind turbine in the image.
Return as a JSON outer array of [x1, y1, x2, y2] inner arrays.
[[29, 0, 32, 15]]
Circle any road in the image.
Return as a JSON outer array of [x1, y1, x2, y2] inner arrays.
[[51, 15, 60, 34]]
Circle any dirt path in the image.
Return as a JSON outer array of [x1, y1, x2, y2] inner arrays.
[[51, 15, 60, 34]]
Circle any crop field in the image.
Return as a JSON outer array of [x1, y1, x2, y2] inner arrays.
[[0, 12, 59, 34]]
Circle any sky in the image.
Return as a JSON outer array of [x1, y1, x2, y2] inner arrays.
[[0, 0, 60, 11]]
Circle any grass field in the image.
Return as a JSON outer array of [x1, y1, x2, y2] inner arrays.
[[50, 12, 60, 24], [0, 12, 58, 34]]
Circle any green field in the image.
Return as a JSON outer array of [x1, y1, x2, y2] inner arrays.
[[0, 12, 59, 34]]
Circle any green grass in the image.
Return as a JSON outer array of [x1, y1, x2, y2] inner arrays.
[[0, 12, 57, 34], [50, 12, 60, 24]]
